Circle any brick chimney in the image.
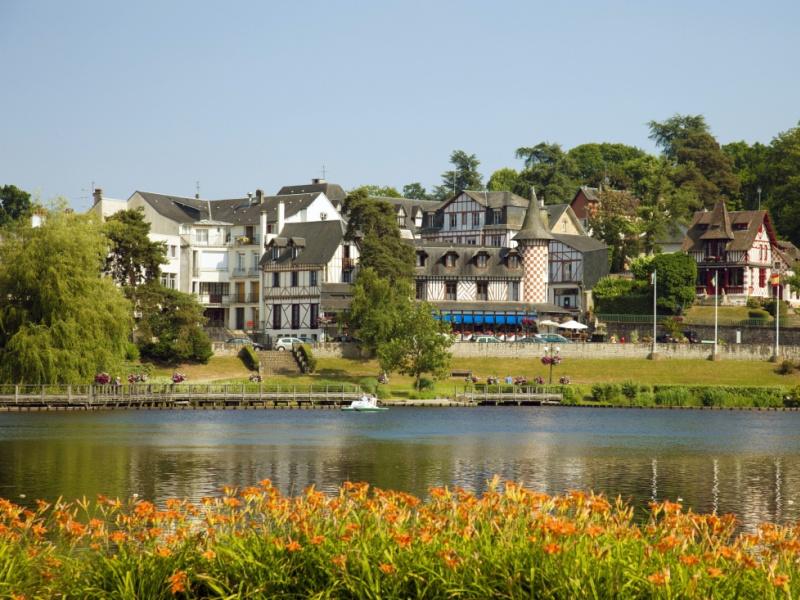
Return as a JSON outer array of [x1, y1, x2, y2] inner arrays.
[[93, 188, 102, 205]]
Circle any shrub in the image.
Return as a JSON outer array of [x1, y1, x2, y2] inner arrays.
[[590, 383, 621, 403], [748, 308, 770, 320], [621, 381, 639, 400], [654, 387, 693, 407], [699, 388, 730, 407], [417, 377, 434, 390], [776, 360, 796, 375], [124, 342, 140, 361], [746, 297, 762, 309], [296, 344, 317, 373], [239, 345, 259, 371], [359, 377, 378, 394], [764, 298, 790, 318]]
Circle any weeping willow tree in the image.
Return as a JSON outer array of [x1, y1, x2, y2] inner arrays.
[[0, 211, 132, 383]]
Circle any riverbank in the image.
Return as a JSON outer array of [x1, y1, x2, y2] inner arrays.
[[1, 480, 798, 599]]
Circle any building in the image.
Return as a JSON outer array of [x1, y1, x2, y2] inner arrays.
[[569, 186, 601, 231], [261, 220, 358, 341], [682, 199, 785, 304]]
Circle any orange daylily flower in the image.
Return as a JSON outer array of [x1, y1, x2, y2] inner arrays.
[[379, 563, 396, 574], [169, 570, 188, 594]]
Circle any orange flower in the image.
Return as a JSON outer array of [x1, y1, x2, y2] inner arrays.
[[202, 549, 216, 561], [773, 574, 790, 587], [585, 525, 604, 538], [332, 554, 347, 569], [543, 543, 561, 555], [656, 535, 680, 553], [379, 562, 396, 574], [169, 570, 188, 594], [394, 533, 412, 548], [647, 569, 670, 586], [679, 555, 700, 566], [310, 535, 325, 546], [706, 567, 723, 578], [286, 539, 302, 552], [110, 531, 127, 544], [155, 545, 172, 558]]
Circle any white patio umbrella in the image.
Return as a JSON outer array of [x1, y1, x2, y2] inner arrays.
[[557, 319, 589, 330], [538, 319, 562, 328]]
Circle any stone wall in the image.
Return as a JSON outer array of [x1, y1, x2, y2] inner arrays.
[[604, 322, 799, 346], [313, 341, 800, 361]]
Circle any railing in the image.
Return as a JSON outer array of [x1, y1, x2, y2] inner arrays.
[[181, 235, 262, 247], [231, 268, 261, 278], [229, 293, 259, 303], [597, 313, 793, 329], [264, 286, 320, 298]]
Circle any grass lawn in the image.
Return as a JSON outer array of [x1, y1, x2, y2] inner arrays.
[[150, 355, 796, 395]]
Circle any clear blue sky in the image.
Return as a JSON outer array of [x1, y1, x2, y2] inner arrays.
[[2, 0, 798, 209]]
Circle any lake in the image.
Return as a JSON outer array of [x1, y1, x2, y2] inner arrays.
[[0, 407, 797, 529]]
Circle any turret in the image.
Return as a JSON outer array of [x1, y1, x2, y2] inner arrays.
[[513, 193, 552, 304]]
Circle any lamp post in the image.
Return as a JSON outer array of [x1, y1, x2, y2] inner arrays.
[[542, 345, 561, 384], [772, 270, 782, 361], [713, 270, 719, 359]]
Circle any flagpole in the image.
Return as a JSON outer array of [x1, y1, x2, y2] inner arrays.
[[775, 274, 780, 360], [652, 270, 657, 356], [713, 270, 718, 359]]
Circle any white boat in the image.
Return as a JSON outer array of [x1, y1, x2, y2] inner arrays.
[[341, 395, 388, 412]]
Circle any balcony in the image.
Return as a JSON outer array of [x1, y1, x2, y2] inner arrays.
[[181, 234, 262, 248], [231, 267, 261, 278], [264, 286, 321, 299], [342, 257, 356, 270], [228, 293, 260, 304]]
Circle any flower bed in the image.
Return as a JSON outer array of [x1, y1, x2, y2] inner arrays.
[[0, 480, 798, 598]]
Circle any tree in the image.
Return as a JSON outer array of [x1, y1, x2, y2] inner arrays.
[[566, 143, 647, 189], [342, 189, 414, 284], [347, 268, 410, 354], [487, 168, 521, 192], [762, 123, 800, 243], [353, 184, 401, 198], [0, 211, 132, 383], [588, 189, 642, 272], [135, 283, 213, 364], [377, 301, 453, 389], [514, 143, 579, 203], [0, 185, 33, 227], [104, 208, 167, 290], [650, 253, 697, 314], [648, 114, 740, 208], [434, 150, 483, 200], [402, 182, 431, 200], [722, 140, 770, 210]]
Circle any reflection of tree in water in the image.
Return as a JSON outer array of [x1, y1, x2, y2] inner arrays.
[[0, 410, 798, 530]]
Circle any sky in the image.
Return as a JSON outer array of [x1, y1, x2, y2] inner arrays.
[[1, 0, 798, 210]]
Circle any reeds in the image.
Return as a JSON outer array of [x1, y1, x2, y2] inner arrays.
[[0, 478, 797, 598]]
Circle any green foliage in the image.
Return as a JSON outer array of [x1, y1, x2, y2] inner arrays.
[[434, 149, 483, 200], [417, 377, 434, 390], [746, 297, 762, 309], [590, 383, 621, 403], [593, 277, 650, 314], [661, 317, 684, 339], [776, 360, 795, 375], [377, 302, 453, 389], [296, 344, 317, 373], [487, 167, 520, 192], [0, 184, 33, 227], [588, 189, 642, 272], [620, 381, 639, 400], [748, 309, 770, 320], [239, 345, 259, 371], [136, 283, 212, 365], [628, 255, 655, 280], [353, 184, 401, 198], [103, 208, 167, 289], [124, 342, 140, 361], [651, 252, 697, 314], [0, 212, 132, 383], [342, 189, 414, 284], [763, 298, 790, 318], [401, 182, 431, 200], [348, 268, 409, 354], [654, 386, 693, 406]]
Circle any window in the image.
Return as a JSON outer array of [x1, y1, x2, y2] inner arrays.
[[416, 252, 426, 267], [291, 271, 299, 287], [508, 255, 519, 269], [492, 209, 501, 224], [291, 304, 300, 329], [476, 282, 488, 301], [271, 247, 279, 260], [476, 254, 488, 268], [759, 268, 767, 287], [563, 297, 571, 308], [342, 269, 352, 283], [449, 213, 457, 228], [397, 214, 405, 227], [237, 253, 245, 270], [320, 212, 327, 221], [445, 282, 457, 301], [252, 252, 259, 270], [472, 212, 480, 228], [310, 304, 319, 329], [509, 281, 520, 301], [415, 281, 426, 300], [444, 253, 456, 268], [343, 245, 351, 259], [196, 229, 208, 243], [291, 246, 299, 259], [267, 223, 274, 234], [170, 245, 177, 258], [272, 305, 282, 329], [490, 235, 502, 247], [309, 270, 318, 287], [272, 272, 280, 287]]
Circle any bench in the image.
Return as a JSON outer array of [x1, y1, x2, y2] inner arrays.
[[451, 370, 473, 378]]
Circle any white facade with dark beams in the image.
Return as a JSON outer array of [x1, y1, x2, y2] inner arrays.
[[261, 220, 358, 341]]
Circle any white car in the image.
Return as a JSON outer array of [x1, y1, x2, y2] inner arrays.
[[274, 337, 306, 351]]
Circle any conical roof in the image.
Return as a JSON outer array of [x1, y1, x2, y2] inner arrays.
[[513, 195, 553, 242], [700, 198, 734, 240]]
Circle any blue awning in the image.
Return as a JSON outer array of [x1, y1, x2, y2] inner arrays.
[[434, 310, 537, 325]]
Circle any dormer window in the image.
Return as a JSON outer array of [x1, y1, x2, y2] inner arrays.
[[291, 247, 299, 259], [475, 253, 488, 268], [444, 252, 457, 268], [507, 254, 520, 269], [271, 247, 279, 260], [492, 209, 501, 224], [416, 251, 427, 267]]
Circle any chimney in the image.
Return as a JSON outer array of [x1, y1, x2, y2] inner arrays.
[[260, 207, 268, 247], [255, 188, 263, 204], [277, 200, 285, 233], [93, 188, 102, 205], [311, 178, 326, 185]]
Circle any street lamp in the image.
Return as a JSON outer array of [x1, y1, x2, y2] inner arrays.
[[541, 345, 561, 384]]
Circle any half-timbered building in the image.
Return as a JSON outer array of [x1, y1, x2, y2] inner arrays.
[[682, 199, 782, 303], [261, 220, 358, 341]]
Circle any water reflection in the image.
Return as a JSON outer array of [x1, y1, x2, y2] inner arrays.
[[0, 407, 799, 529]]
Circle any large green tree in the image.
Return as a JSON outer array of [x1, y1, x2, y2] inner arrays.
[[104, 208, 167, 290], [402, 182, 431, 200], [514, 143, 579, 203], [353, 185, 401, 198], [762, 124, 800, 243], [588, 189, 642, 272], [377, 301, 452, 389], [0, 211, 132, 383], [342, 189, 414, 283], [0, 185, 33, 227], [434, 150, 483, 200], [648, 114, 740, 208], [487, 167, 521, 192], [135, 283, 212, 364], [347, 268, 410, 354], [566, 143, 647, 190]]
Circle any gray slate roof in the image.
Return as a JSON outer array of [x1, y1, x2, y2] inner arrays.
[[462, 190, 530, 209], [514, 197, 553, 242], [262, 220, 346, 267], [277, 182, 347, 204], [682, 204, 775, 253], [414, 243, 522, 279]]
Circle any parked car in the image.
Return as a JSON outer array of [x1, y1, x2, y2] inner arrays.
[[684, 330, 701, 344], [226, 337, 265, 350], [473, 335, 503, 343], [534, 333, 573, 344], [517, 336, 545, 343], [274, 337, 307, 351], [332, 334, 361, 343], [657, 330, 701, 344]]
